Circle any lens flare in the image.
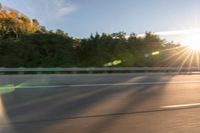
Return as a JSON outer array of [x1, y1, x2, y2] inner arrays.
[[182, 34, 200, 51], [0, 85, 16, 95]]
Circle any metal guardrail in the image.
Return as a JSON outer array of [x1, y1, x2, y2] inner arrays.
[[0, 67, 199, 73]]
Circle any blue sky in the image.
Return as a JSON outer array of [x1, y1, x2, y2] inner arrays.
[[1, 0, 200, 42]]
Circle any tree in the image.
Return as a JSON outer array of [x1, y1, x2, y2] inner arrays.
[[0, 3, 182, 68], [56, 29, 65, 36], [32, 19, 39, 25], [40, 26, 47, 33], [112, 32, 126, 39], [32, 19, 40, 32], [0, 5, 45, 39], [0, 3, 2, 10]]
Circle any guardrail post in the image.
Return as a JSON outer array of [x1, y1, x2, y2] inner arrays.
[[37, 71, 43, 74], [103, 70, 107, 74], [0, 72, 5, 75], [18, 71, 24, 75], [54, 71, 61, 74], [88, 70, 93, 74], [72, 71, 77, 74]]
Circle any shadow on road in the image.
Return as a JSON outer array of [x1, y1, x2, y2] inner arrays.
[[0, 74, 174, 133]]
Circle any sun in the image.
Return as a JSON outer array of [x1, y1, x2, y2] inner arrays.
[[182, 34, 200, 51]]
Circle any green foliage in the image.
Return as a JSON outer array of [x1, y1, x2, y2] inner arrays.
[[0, 3, 183, 68], [0, 3, 2, 10]]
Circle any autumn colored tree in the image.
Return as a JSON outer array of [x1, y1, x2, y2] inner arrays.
[[0, 3, 181, 68], [0, 5, 42, 39]]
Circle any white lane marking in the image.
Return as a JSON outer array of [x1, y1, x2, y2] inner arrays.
[[19, 85, 65, 88], [160, 103, 200, 109], [70, 81, 200, 87], [17, 80, 200, 88]]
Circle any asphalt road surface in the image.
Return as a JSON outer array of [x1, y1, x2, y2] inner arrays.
[[1, 73, 200, 133]]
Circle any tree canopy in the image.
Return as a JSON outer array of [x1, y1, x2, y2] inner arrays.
[[0, 3, 188, 68]]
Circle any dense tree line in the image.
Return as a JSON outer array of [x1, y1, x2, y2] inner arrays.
[[1, 3, 189, 68]]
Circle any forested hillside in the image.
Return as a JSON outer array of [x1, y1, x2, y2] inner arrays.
[[1, 3, 187, 68]]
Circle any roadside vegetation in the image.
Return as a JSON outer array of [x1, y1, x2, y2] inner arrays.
[[1, 3, 186, 68]]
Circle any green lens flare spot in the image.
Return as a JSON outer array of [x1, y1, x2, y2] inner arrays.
[[104, 59, 122, 67], [0, 84, 16, 95], [152, 51, 160, 56]]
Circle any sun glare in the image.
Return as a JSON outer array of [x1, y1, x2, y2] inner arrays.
[[183, 34, 200, 51]]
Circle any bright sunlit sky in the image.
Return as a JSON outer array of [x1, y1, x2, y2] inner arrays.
[[1, 0, 200, 43]]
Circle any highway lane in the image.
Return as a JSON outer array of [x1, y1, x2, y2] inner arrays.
[[1, 74, 200, 132]]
